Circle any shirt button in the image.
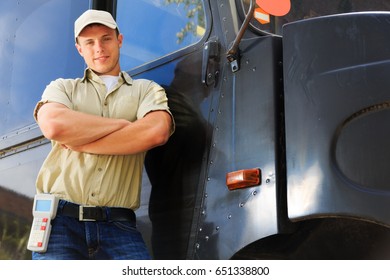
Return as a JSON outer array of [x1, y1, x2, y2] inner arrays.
[[97, 168, 102, 172]]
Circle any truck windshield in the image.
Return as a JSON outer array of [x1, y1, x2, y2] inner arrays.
[[240, 0, 390, 35], [116, 0, 206, 70]]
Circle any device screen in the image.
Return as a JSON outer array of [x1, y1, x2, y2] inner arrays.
[[35, 200, 51, 212]]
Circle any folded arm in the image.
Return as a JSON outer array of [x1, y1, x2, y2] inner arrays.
[[36, 102, 129, 146], [67, 110, 173, 155]]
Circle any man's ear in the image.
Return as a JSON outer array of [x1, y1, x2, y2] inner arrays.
[[118, 34, 123, 48], [75, 43, 83, 57]]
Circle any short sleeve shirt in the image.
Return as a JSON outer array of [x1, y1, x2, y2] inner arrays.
[[34, 69, 173, 209]]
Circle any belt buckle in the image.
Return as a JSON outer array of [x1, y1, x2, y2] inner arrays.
[[79, 205, 96, 221]]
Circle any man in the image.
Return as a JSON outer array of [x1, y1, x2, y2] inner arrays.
[[32, 9, 174, 260]]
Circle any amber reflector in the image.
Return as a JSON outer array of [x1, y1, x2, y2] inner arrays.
[[226, 168, 261, 191]]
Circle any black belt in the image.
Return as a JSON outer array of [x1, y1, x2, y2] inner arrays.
[[59, 200, 136, 222]]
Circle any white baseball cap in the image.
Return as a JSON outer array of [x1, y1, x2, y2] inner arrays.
[[74, 10, 119, 41]]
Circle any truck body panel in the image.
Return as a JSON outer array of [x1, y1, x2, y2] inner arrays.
[[284, 13, 390, 225]]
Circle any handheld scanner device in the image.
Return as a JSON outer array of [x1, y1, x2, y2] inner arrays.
[[27, 194, 59, 252]]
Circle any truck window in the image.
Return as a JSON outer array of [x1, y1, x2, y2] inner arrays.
[[240, 0, 390, 36], [116, 0, 206, 70], [0, 0, 88, 138]]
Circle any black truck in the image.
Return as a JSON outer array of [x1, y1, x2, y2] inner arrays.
[[1, 0, 390, 259]]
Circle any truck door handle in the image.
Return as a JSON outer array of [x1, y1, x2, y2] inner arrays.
[[201, 38, 220, 86]]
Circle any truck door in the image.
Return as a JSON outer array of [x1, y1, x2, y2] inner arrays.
[[186, 1, 286, 259]]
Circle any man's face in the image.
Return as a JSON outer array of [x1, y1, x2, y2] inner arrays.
[[76, 24, 123, 76]]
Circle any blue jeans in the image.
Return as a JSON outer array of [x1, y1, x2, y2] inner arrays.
[[32, 201, 151, 260]]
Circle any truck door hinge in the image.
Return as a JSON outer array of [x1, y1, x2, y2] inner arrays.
[[201, 38, 220, 87]]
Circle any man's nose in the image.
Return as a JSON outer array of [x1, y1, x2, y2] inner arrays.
[[95, 40, 104, 53]]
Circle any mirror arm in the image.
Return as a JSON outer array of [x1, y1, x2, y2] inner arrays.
[[226, 0, 255, 72]]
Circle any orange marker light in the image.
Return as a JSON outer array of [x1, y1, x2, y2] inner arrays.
[[254, 7, 270, 24], [226, 168, 261, 191], [256, 0, 291, 16]]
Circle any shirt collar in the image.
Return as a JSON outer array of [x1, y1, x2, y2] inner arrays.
[[81, 68, 133, 85], [119, 71, 133, 85]]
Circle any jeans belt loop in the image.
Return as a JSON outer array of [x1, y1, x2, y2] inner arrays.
[[79, 205, 97, 221]]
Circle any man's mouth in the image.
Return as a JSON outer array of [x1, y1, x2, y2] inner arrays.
[[95, 56, 109, 62]]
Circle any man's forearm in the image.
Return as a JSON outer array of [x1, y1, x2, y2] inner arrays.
[[68, 111, 172, 155], [37, 102, 129, 146]]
